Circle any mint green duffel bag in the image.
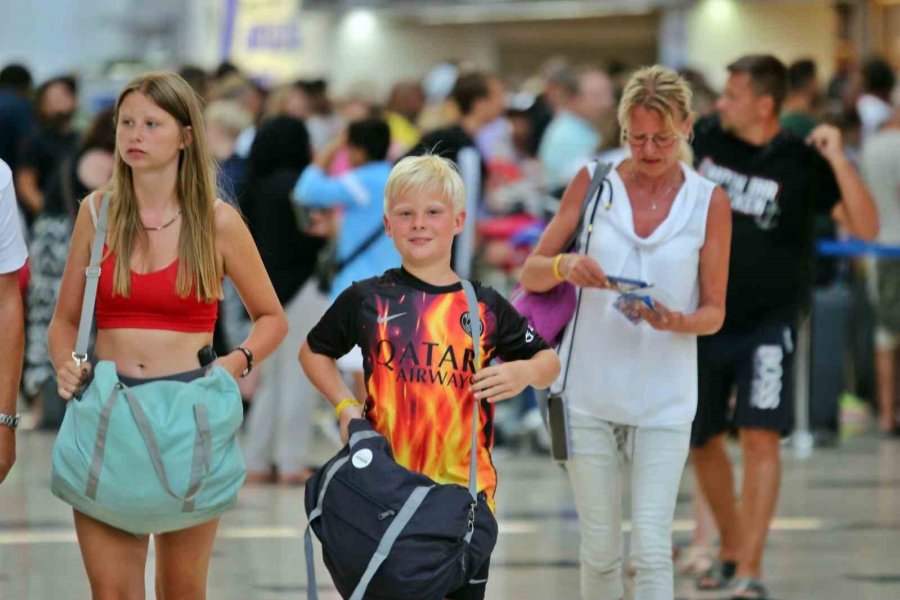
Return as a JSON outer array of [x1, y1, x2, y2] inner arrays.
[[51, 361, 246, 535], [50, 191, 246, 535]]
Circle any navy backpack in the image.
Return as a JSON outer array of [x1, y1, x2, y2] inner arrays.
[[304, 280, 498, 600]]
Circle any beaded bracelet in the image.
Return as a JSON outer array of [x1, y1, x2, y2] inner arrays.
[[234, 346, 254, 378]]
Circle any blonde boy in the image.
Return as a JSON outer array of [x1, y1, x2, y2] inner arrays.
[[300, 155, 560, 599]]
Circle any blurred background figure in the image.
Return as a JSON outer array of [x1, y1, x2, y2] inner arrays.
[[239, 115, 327, 485], [205, 99, 253, 203], [178, 64, 210, 101], [302, 78, 343, 152], [527, 58, 578, 158], [408, 70, 506, 279], [0, 64, 34, 175], [856, 56, 896, 141], [15, 75, 79, 225], [204, 98, 256, 410], [23, 107, 115, 430], [212, 73, 266, 158], [263, 80, 311, 121], [678, 67, 719, 118], [538, 68, 614, 195], [781, 59, 822, 137], [385, 80, 425, 160], [409, 71, 506, 202], [293, 117, 400, 399], [861, 108, 900, 435]]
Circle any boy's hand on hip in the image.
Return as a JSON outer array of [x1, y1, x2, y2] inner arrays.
[[471, 361, 531, 403]]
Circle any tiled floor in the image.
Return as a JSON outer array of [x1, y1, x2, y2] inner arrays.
[[2, 428, 899, 599]]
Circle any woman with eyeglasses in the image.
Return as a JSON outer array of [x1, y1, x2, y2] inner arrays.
[[519, 65, 732, 600]]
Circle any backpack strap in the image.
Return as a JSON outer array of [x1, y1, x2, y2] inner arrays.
[[333, 224, 385, 274]]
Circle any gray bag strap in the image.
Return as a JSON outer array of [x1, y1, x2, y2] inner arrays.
[[85, 382, 212, 510], [348, 485, 434, 600], [563, 161, 612, 253], [460, 280, 482, 501], [305, 455, 351, 600], [305, 281, 483, 600], [348, 429, 380, 448], [74, 191, 111, 365]]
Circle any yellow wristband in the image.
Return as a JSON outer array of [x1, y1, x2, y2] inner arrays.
[[334, 398, 363, 417], [552, 254, 566, 281]]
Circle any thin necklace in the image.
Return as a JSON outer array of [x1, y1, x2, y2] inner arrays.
[[142, 210, 181, 231], [626, 167, 681, 212]]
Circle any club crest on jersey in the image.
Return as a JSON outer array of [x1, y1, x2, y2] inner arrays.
[[460, 311, 484, 338]]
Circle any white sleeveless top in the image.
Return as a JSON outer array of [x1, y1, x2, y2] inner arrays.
[[556, 159, 716, 427]]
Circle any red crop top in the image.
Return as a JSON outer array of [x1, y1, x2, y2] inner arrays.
[[95, 246, 218, 332]]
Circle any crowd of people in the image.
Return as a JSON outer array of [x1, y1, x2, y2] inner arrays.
[[0, 50, 897, 600]]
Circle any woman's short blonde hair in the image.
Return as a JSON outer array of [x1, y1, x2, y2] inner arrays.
[[618, 65, 694, 163], [384, 155, 465, 214]]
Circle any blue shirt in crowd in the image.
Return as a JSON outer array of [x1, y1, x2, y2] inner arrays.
[[293, 161, 401, 300], [538, 110, 600, 192]]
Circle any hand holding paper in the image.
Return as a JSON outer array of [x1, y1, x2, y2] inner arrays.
[[606, 276, 680, 328], [638, 299, 687, 332]]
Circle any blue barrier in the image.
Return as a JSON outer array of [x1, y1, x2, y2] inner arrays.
[[816, 239, 900, 258]]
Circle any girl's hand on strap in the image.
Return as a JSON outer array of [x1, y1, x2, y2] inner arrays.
[[58, 359, 91, 401]]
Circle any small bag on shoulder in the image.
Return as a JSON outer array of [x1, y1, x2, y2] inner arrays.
[[303, 280, 498, 600], [50, 192, 246, 535], [511, 161, 611, 346]]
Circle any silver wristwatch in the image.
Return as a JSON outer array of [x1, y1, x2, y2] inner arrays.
[[0, 413, 20, 430]]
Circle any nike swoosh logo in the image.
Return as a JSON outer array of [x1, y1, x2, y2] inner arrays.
[[376, 312, 406, 324]]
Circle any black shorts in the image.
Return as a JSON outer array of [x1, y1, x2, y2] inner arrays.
[[446, 558, 490, 600], [691, 319, 796, 448]]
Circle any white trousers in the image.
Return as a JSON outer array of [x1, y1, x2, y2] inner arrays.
[[243, 281, 328, 473], [566, 421, 691, 600]]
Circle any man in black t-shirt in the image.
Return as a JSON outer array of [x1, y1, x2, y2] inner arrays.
[[689, 55, 877, 599]]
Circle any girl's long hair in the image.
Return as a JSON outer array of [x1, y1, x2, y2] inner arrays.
[[108, 71, 221, 302]]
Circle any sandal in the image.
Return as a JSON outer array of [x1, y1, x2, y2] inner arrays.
[[696, 559, 736, 590], [730, 577, 770, 599], [676, 544, 715, 576]]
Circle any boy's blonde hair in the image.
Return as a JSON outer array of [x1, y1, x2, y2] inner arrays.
[[617, 65, 694, 164], [384, 155, 465, 214]]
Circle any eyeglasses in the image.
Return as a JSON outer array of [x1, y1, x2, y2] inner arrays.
[[624, 131, 681, 148]]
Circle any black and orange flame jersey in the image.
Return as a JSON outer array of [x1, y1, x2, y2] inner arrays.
[[307, 267, 550, 508]]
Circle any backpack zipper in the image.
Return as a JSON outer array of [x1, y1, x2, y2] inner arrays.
[[333, 472, 395, 514]]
